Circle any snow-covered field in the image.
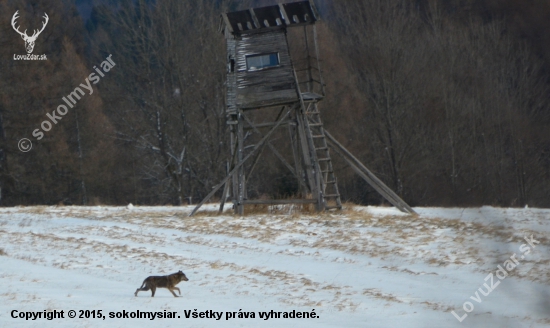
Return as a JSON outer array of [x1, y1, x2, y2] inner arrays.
[[0, 204, 549, 327]]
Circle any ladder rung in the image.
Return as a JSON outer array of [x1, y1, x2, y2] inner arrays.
[[324, 194, 340, 198], [315, 147, 328, 151], [325, 180, 337, 184], [321, 170, 333, 173], [312, 135, 324, 138], [309, 123, 323, 127], [318, 158, 331, 162]]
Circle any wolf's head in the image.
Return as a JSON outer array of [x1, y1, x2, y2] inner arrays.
[[176, 270, 189, 282]]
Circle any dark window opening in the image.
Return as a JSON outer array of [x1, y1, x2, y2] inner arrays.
[[246, 53, 280, 71]]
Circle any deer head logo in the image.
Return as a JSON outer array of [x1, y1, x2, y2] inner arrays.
[[11, 10, 49, 54]]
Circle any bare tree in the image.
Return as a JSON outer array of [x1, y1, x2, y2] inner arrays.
[[329, 0, 550, 206], [90, 0, 241, 204]]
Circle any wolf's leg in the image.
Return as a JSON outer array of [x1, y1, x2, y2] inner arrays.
[[151, 286, 156, 297], [135, 279, 150, 297], [173, 287, 181, 295], [135, 284, 150, 296], [169, 288, 179, 297]]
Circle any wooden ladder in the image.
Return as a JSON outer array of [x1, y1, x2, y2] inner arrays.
[[303, 102, 342, 210]]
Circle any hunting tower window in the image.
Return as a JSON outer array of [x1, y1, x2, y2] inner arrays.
[[246, 53, 280, 71]]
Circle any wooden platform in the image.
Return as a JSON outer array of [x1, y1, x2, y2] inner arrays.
[[301, 92, 323, 101]]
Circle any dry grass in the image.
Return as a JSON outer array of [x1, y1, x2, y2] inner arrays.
[[362, 288, 402, 303], [3, 205, 548, 319], [26, 206, 49, 214], [190, 210, 229, 217], [0, 248, 6, 256], [193, 202, 321, 217], [40, 206, 543, 281]]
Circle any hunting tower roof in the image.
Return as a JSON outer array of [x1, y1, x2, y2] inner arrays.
[[222, 0, 318, 36]]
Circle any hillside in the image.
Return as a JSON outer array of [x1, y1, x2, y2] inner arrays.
[[1, 205, 548, 327]]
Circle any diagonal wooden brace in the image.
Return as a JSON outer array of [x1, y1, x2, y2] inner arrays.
[[325, 131, 416, 215], [190, 107, 294, 216]]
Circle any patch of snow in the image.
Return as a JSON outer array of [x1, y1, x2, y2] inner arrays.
[[0, 205, 548, 327]]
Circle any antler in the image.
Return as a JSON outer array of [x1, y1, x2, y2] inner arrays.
[[11, 10, 28, 38], [31, 13, 49, 38]]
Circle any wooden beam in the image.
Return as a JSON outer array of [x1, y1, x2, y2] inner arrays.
[[241, 113, 307, 191], [236, 111, 245, 215], [221, 13, 234, 34], [189, 107, 293, 216], [278, 3, 290, 26], [242, 108, 284, 186], [313, 24, 326, 97], [299, 107, 324, 211], [296, 112, 319, 205], [249, 9, 261, 29], [230, 124, 239, 215], [218, 172, 231, 214], [244, 120, 294, 130], [243, 136, 268, 187], [289, 122, 306, 196], [309, 0, 320, 21], [324, 131, 416, 215], [242, 199, 317, 205], [219, 144, 238, 214]]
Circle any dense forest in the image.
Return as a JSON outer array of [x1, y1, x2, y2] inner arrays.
[[0, 0, 549, 207]]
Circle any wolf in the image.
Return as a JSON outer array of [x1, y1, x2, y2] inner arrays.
[[134, 270, 189, 297]]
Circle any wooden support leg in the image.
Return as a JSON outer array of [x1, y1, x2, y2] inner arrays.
[[190, 107, 294, 217], [296, 109, 319, 208], [325, 131, 416, 215], [242, 112, 308, 192], [236, 112, 245, 215]]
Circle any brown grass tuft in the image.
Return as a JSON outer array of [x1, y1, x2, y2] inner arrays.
[[193, 202, 321, 217], [192, 210, 230, 217], [27, 206, 48, 214]]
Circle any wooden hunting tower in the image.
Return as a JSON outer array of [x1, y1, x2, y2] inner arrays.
[[191, 1, 415, 216]]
